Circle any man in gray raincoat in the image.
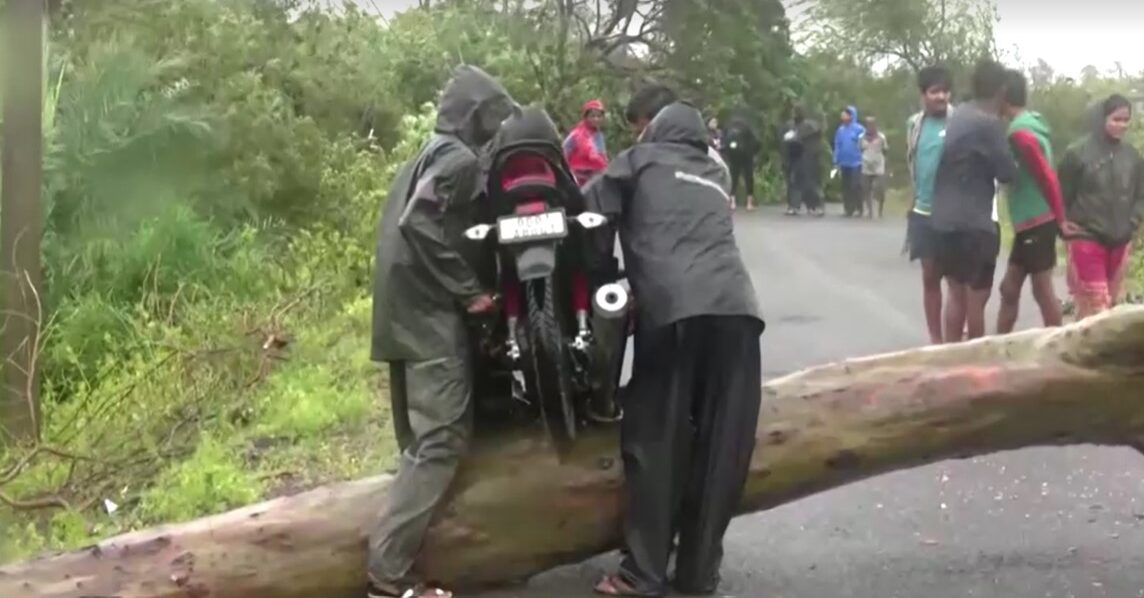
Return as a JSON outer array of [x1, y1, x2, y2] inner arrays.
[[367, 65, 516, 598]]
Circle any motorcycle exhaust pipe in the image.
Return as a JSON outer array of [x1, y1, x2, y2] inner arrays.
[[593, 282, 630, 319], [589, 281, 631, 423]]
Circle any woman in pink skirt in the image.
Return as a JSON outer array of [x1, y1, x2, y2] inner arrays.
[[1057, 94, 1144, 318]]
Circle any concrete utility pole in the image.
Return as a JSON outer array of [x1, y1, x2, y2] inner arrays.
[[1, 0, 46, 444]]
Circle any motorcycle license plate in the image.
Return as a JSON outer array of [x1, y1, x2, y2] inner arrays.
[[496, 209, 568, 244]]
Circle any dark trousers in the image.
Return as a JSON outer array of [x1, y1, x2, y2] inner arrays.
[[840, 166, 863, 216], [786, 167, 821, 211], [863, 173, 886, 218], [618, 315, 764, 595], [728, 156, 755, 204]]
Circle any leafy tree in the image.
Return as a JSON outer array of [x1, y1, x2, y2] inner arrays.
[[794, 0, 998, 72]]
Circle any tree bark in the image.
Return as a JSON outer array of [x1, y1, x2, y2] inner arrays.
[[3, 307, 1144, 598], [1, 0, 46, 444]]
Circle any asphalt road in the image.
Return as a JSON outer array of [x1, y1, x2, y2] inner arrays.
[[479, 205, 1144, 598]]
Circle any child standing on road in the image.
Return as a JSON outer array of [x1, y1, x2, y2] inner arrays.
[[860, 116, 889, 218]]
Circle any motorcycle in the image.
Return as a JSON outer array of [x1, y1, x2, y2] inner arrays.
[[463, 107, 630, 459]]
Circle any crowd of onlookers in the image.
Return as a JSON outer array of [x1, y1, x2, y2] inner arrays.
[[900, 60, 1142, 345], [561, 65, 1142, 348]]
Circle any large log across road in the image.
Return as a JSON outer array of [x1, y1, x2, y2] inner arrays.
[[3, 306, 1144, 598]]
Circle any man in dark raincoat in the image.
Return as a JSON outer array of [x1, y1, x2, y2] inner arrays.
[[780, 103, 824, 216], [624, 84, 731, 190], [583, 101, 765, 597], [367, 65, 516, 598]]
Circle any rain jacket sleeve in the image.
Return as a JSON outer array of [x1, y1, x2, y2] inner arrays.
[[397, 152, 485, 304], [837, 125, 846, 164], [1134, 153, 1144, 230], [581, 152, 635, 285], [1010, 129, 1067, 224]]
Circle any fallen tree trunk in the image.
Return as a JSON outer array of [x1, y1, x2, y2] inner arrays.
[[4, 306, 1144, 598]]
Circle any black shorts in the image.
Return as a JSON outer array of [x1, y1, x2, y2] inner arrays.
[[907, 211, 937, 261], [1008, 220, 1058, 274], [935, 229, 1000, 291]]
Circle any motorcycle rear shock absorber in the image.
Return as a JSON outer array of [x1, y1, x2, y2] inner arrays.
[[506, 316, 522, 362], [502, 276, 523, 364], [571, 270, 592, 352], [501, 275, 529, 404]]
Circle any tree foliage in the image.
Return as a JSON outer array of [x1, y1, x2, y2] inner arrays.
[[795, 0, 998, 72]]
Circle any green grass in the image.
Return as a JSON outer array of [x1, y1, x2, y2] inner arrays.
[[0, 293, 397, 561]]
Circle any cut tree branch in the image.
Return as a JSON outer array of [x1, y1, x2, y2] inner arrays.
[[3, 307, 1144, 597]]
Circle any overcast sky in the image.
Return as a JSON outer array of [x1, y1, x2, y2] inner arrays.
[[994, 0, 1144, 76], [345, 0, 1144, 77]]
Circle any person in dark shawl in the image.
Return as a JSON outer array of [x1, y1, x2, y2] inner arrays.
[[780, 103, 824, 216]]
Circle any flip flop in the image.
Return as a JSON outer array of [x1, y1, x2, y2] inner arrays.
[[593, 573, 658, 596]]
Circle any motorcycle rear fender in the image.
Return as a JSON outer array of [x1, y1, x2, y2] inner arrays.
[[512, 243, 558, 281]]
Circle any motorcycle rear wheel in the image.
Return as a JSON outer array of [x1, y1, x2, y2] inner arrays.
[[525, 277, 577, 457]]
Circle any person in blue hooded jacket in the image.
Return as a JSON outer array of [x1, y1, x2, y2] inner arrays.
[[833, 105, 866, 217]]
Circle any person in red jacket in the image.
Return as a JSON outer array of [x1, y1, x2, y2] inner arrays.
[[564, 99, 610, 185]]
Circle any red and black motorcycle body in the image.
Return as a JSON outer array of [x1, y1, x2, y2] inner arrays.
[[465, 108, 628, 458]]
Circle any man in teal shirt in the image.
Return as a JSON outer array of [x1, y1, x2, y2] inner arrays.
[[905, 65, 953, 344]]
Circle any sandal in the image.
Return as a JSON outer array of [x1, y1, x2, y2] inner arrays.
[[593, 573, 658, 596]]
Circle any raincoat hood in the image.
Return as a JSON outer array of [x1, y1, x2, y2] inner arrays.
[[435, 65, 517, 150], [1019, 110, 1052, 141], [1082, 97, 1130, 149], [845, 105, 859, 122], [642, 102, 710, 151]]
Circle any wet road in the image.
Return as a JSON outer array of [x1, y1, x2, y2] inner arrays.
[[479, 206, 1144, 598]]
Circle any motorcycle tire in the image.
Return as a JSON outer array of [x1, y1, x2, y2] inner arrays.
[[525, 277, 577, 457]]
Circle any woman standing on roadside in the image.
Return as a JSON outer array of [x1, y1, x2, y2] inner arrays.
[[1058, 94, 1144, 318]]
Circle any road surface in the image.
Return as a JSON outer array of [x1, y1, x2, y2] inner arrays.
[[480, 206, 1144, 598]]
